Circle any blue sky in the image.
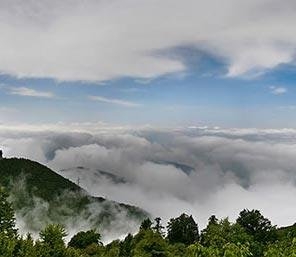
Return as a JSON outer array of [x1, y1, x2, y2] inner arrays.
[[1, 0, 296, 128], [1, 65, 296, 128]]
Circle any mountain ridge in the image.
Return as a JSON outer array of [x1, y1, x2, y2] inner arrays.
[[0, 157, 148, 237]]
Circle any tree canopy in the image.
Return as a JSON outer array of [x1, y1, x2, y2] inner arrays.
[[167, 213, 199, 245], [237, 209, 277, 244], [0, 188, 294, 257], [68, 230, 101, 249]]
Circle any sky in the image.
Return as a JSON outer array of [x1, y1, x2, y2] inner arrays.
[[1, 0, 296, 128]]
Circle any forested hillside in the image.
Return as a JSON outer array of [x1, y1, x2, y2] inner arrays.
[[0, 158, 147, 235]]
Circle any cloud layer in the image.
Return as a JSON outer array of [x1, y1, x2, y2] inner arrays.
[[1, 0, 296, 81], [1, 125, 296, 234]]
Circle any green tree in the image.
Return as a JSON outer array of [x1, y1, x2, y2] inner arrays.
[[68, 230, 101, 249], [140, 218, 153, 231], [120, 233, 134, 257], [264, 237, 296, 257], [167, 243, 187, 257], [0, 187, 17, 237], [236, 209, 277, 244], [133, 229, 168, 257], [167, 213, 199, 245], [0, 232, 16, 257], [64, 247, 82, 257], [104, 240, 120, 257], [236, 209, 278, 257], [201, 218, 252, 249], [13, 234, 37, 257], [153, 217, 165, 235], [186, 243, 219, 257], [208, 215, 218, 226], [223, 243, 252, 257], [37, 224, 67, 257]]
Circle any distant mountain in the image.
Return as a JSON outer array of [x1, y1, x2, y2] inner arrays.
[[0, 158, 148, 237], [58, 161, 195, 198], [60, 166, 127, 185], [59, 160, 195, 188], [152, 160, 194, 175]]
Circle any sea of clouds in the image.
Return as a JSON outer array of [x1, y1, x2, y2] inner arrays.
[[1, 124, 296, 239]]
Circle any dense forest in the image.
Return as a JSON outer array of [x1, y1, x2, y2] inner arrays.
[[0, 187, 295, 257]]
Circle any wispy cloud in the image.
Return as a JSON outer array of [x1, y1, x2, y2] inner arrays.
[[269, 86, 287, 95], [8, 87, 55, 98], [89, 95, 141, 107]]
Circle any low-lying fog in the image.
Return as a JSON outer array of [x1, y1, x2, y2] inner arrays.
[[1, 124, 296, 240]]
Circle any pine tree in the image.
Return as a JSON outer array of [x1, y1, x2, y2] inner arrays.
[[0, 187, 17, 237], [38, 224, 67, 257], [167, 213, 199, 245], [153, 217, 165, 235], [140, 218, 153, 231]]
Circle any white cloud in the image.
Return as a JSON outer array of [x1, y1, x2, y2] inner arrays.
[[8, 87, 55, 98], [0, 0, 296, 81], [1, 125, 296, 231], [269, 86, 287, 95], [89, 95, 141, 107]]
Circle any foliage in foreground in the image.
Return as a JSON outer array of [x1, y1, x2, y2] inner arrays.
[[0, 187, 295, 257]]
